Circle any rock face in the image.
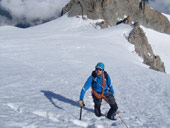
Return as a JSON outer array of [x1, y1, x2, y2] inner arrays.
[[128, 23, 165, 72], [61, 0, 170, 35]]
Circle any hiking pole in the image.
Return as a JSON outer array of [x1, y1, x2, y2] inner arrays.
[[79, 104, 85, 120]]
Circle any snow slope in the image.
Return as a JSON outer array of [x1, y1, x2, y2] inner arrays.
[[1, 15, 170, 128]]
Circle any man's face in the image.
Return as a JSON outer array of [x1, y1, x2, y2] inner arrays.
[[95, 67, 104, 76]]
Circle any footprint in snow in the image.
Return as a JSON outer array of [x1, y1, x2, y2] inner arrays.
[[6, 103, 23, 113], [32, 110, 60, 122]]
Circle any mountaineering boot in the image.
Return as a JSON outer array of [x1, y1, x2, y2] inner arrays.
[[107, 111, 117, 120], [94, 105, 101, 117]]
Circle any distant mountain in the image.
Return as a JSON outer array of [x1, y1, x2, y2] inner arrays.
[[0, 5, 12, 20]]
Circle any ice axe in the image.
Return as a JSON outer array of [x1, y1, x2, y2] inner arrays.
[[78, 102, 85, 120]]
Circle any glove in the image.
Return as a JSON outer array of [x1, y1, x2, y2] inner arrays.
[[78, 100, 85, 107]]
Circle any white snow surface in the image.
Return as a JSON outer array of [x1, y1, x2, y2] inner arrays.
[[162, 13, 170, 21], [1, 15, 170, 128]]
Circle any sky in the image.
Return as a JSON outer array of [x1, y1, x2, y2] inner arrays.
[[148, 0, 170, 14], [0, 0, 70, 26]]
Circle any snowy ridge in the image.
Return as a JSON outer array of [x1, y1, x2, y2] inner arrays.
[[26, 15, 104, 32], [0, 15, 170, 128]]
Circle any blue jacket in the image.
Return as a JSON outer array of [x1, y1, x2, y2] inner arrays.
[[80, 73, 114, 100]]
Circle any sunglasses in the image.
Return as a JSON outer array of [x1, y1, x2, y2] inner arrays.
[[95, 68, 103, 71]]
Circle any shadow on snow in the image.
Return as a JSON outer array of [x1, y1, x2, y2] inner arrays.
[[41, 90, 93, 113]]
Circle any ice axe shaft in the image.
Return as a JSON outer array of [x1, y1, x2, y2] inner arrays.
[[79, 104, 85, 120], [79, 106, 83, 120]]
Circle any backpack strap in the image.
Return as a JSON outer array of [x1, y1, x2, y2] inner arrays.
[[104, 71, 108, 83], [91, 71, 109, 99], [92, 71, 96, 85]]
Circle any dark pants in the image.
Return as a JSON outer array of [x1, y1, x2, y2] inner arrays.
[[92, 91, 118, 119]]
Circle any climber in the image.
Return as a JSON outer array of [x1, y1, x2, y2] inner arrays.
[[78, 62, 118, 120]]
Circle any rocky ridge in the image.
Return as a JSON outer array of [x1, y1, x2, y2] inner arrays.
[[128, 23, 165, 72]]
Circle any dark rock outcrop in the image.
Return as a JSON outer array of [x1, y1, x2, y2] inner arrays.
[[61, 0, 170, 35], [128, 23, 165, 72]]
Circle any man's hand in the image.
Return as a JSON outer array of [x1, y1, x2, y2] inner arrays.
[[113, 94, 115, 97], [78, 100, 85, 107]]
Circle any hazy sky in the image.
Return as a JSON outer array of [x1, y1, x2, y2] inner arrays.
[[148, 0, 170, 14], [0, 0, 70, 22]]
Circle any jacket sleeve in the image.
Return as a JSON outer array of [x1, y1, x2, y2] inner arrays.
[[80, 75, 93, 100], [107, 74, 114, 94]]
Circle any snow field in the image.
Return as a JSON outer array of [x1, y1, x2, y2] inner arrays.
[[0, 15, 170, 128]]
